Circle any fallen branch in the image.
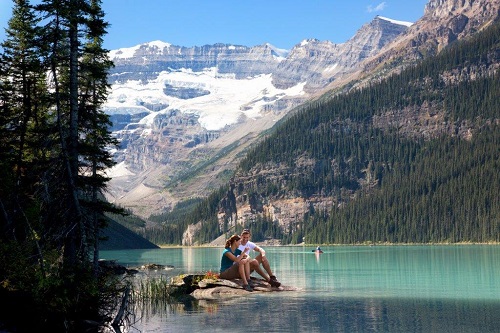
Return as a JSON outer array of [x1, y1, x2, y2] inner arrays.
[[112, 285, 130, 333]]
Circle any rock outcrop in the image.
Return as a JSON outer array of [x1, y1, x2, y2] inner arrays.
[[169, 274, 298, 301]]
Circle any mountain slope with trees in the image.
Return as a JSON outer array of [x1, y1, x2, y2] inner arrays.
[[150, 19, 500, 246]]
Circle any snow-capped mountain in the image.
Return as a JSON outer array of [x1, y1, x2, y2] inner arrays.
[[103, 16, 412, 217]]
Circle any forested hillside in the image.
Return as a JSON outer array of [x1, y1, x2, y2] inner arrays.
[[150, 21, 500, 245]]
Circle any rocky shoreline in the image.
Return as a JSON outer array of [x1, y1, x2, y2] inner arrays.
[[99, 260, 299, 301]]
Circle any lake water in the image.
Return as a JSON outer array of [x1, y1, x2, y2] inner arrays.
[[100, 245, 500, 332]]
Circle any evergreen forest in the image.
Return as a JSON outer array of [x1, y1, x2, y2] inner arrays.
[[151, 21, 500, 246]]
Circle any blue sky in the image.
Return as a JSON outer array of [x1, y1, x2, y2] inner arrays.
[[1, 0, 428, 50]]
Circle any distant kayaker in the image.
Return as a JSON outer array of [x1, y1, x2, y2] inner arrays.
[[314, 246, 323, 253]]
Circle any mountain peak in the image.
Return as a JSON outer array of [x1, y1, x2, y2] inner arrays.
[[264, 42, 290, 59], [146, 40, 172, 49], [109, 40, 172, 59]]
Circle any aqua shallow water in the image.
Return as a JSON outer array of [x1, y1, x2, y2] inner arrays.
[[100, 245, 500, 332]]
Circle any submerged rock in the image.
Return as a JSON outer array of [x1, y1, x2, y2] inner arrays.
[[140, 263, 175, 270]]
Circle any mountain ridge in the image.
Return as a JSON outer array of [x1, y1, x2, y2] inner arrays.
[[337, 0, 500, 92]]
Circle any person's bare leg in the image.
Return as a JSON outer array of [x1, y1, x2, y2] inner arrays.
[[250, 259, 270, 280], [255, 254, 280, 286], [244, 261, 251, 281], [262, 256, 274, 276], [256, 253, 274, 277], [238, 263, 248, 285]]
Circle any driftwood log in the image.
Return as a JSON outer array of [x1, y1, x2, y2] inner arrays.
[[169, 274, 299, 300]]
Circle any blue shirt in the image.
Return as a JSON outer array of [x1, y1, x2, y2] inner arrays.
[[220, 248, 243, 273], [220, 248, 234, 272]]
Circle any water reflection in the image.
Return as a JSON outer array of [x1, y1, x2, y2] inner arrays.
[[315, 250, 321, 263], [100, 245, 500, 332], [128, 292, 500, 333]]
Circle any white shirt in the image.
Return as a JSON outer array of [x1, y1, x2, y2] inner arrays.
[[238, 240, 257, 254]]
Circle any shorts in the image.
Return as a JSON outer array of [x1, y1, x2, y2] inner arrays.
[[219, 263, 240, 279]]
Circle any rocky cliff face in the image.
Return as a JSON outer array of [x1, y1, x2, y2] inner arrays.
[[353, 0, 500, 83], [425, 0, 476, 17], [109, 42, 282, 83], [422, 0, 500, 49], [272, 16, 410, 92]]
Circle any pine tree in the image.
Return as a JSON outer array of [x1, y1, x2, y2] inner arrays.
[[78, 0, 120, 272], [0, 0, 48, 260], [1, 0, 120, 330]]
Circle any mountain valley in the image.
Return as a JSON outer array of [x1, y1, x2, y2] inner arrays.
[[102, 0, 500, 246]]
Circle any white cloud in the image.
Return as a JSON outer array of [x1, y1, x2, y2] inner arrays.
[[367, 2, 387, 13]]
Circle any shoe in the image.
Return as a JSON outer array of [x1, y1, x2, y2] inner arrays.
[[244, 284, 254, 292], [269, 276, 281, 288], [248, 280, 255, 287]]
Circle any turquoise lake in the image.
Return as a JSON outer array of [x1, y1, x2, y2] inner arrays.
[[100, 245, 500, 332]]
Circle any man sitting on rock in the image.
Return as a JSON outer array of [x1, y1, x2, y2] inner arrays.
[[238, 228, 281, 288]]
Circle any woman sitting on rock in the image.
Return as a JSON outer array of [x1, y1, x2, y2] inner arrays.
[[220, 234, 254, 291]]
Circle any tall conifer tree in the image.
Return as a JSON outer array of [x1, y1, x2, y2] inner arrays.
[[1, 0, 120, 330], [0, 0, 47, 255]]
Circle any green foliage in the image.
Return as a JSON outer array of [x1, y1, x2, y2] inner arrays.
[[141, 198, 203, 245], [134, 276, 172, 302], [0, 240, 113, 331], [107, 208, 144, 232], [149, 198, 203, 224], [99, 216, 158, 250], [193, 187, 229, 244]]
